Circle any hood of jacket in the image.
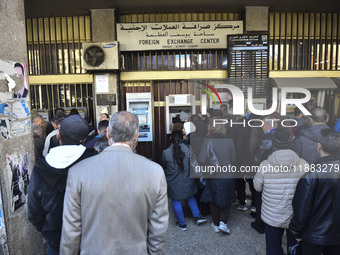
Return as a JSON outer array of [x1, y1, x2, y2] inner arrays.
[[267, 149, 301, 167], [35, 145, 86, 188], [299, 124, 329, 143], [46, 145, 86, 169]]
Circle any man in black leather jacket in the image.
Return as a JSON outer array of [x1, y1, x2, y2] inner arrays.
[[289, 129, 340, 255]]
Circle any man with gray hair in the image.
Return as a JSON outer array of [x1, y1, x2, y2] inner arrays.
[[32, 123, 44, 161], [292, 106, 329, 164], [60, 111, 169, 255]]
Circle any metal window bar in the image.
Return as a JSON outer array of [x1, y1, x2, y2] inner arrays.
[[29, 83, 94, 119], [122, 50, 228, 71], [175, 10, 233, 22], [26, 16, 91, 75], [269, 12, 340, 71]]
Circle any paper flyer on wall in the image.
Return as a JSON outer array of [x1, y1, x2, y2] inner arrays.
[[6, 153, 29, 213]]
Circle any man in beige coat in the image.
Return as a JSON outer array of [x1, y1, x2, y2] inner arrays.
[[60, 111, 169, 255]]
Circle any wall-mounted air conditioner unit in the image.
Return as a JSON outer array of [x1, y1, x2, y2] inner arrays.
[[82, 41, 119, 71]]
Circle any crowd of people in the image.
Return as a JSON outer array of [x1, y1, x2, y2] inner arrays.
[[167, 101, 340, 255], [26, 101, 340, 255]]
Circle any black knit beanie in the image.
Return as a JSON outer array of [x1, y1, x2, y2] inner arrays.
[[272, 128, 293, 150]]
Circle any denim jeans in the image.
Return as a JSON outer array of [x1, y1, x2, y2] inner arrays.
[[47, 245, 59, 255], [171, 196, 201, 225], [265, 223, 295, 255]]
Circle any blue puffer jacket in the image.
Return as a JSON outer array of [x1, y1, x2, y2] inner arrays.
[[292, 124, 329, 164]]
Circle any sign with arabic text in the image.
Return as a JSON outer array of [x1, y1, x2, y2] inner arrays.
[[117, 21, 243, 51]]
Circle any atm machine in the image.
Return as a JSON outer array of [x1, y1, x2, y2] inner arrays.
[[165, 94, 196, 134], [209, 92, 229, 110], [126, 93, 152, 142]]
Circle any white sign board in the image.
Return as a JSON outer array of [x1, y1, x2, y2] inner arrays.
[[174, 95, 189, 105], [117, 21, 243, 51], [95, 75, 109, 93]]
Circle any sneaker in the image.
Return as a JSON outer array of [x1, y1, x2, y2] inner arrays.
[[235, 204, 248, 212], [211, 223, 220, 233], [218, 221, 230, 234], [194, 217, 207, 225], [250, 206, 256, 213], [176, 222, 187, 231]]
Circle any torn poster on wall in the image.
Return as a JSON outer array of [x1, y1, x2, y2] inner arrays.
[[6, 153, 29, 212], [0, 100, 31, 139], [0, 60, 29, 98], [12, 101, 29, 119], [10, 121, 27, 136], [0, 103, 11, 116], [0, 119, 10, 140], [10, 117, 31, 136]]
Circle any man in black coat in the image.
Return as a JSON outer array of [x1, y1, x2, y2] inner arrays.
[[28, 115, 96, 255], [289, 129, 340, 255]]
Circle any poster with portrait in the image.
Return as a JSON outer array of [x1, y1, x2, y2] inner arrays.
[[0, 103, 11, 116], [13, 63, 29, 99]]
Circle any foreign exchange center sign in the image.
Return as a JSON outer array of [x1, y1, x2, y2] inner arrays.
[[117, 21, 243, 51]]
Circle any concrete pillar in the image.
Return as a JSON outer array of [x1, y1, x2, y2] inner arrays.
[[91, 9, 116, 43], [90, 9, 119, 124], [245, 6, 269, 32], [0, 0, 44, 254]]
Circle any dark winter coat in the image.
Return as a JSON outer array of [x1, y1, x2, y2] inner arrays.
[[229, 117, 252, 168], [198, 134, 236, 208], [27, 148, 95, 251], [162, 143, 198, 200], [292, 124, 329, 164], [33, 133, 45, 161], [253, 130, 275, 167], [190, 133, 205, 159], [289, 153, 340, 246], [292, 117, 306, 137]]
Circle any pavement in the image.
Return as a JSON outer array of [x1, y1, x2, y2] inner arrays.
[[160, 200, 269, 255]]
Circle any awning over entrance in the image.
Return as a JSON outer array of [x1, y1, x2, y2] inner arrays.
[[270, 77, 338, 90], [330, 78, 340, 92]]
